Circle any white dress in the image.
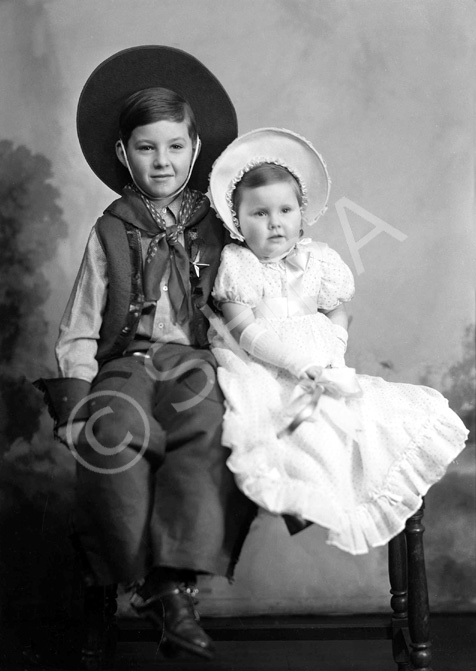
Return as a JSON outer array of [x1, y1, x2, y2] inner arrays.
[[209, 240, 469, 555]]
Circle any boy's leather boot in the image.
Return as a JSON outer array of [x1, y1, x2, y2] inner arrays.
[[130, 567, 215, 660]]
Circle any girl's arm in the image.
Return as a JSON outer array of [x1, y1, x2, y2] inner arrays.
[[221, 302, 320, 378], [323, 302, 348, 330], [321, 303, 349, 367]]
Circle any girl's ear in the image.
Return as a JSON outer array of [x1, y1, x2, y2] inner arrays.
[[115, 140, 127, 167]]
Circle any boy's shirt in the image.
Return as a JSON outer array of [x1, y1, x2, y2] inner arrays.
[[56, 197, 192, 384], [35, 186, 227, 430]]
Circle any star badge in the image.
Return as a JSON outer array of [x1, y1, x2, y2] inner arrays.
[[191, 250, 210, 277]]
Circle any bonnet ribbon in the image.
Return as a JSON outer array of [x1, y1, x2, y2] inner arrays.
[[261, 238, 318, 316], [278, 367, 363, 439], [284, 238, 319, 314]]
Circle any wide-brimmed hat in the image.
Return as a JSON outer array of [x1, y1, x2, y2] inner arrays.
[[77, 45, 238, 194], [209, 128, 331, 241]]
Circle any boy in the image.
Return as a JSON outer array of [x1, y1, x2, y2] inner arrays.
[[35, 46, 256, 660]]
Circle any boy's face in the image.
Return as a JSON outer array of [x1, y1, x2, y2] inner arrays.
[[237, 181, 302, 260], [117, 119, 194, 201]]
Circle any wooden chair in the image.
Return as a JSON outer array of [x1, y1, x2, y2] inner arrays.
[[79, 501, 433, 671]]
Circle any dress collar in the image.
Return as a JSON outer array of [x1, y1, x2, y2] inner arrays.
[[257, 237, 313, 265]]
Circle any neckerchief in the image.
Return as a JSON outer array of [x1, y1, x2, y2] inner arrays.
[[133, 185, 205, 324]]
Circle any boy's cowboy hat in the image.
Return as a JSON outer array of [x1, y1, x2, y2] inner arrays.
[[209, 128, 331, 241], [77, 45, 238, 194]]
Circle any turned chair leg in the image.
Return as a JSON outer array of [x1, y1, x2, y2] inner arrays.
[[81, 584, 118, 671], [405, 502, 433, 671], [388, 531, 410, 670]]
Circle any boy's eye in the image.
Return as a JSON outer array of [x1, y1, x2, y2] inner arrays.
[[170, 144, 184, 150]]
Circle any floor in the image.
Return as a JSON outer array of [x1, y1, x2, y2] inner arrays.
[[2, 614, 475, 670]]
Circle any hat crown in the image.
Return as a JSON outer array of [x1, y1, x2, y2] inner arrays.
[[77, 46, 238, 194]]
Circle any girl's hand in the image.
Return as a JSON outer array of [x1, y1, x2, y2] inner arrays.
[[303, 365, 323, 381], [57, 421, 86, 448]]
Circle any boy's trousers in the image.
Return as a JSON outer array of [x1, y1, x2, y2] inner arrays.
[[73, 342, 256, 585]]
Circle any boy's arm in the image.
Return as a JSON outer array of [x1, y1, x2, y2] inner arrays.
[[34, 227, 107, 432]]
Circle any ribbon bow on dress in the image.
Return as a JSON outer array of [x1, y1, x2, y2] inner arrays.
[[278, 367, 363, 439], [258, 238, 320, 319]]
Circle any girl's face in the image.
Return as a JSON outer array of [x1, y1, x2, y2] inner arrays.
[[116, 119, 194, 201], [237, 181, 302, 260]]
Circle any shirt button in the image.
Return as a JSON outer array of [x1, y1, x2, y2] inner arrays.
[[161, 208, 167, 214], [162, 285, 168, 292], [158, 323, 164, 328]]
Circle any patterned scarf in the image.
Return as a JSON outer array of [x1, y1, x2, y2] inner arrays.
[[134, 185, 205, 325]]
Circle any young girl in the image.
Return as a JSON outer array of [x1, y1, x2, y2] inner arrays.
[[207, 127, 468, 555]]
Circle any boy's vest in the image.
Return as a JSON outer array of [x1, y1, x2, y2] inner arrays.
[[95, 191, 228, 364]]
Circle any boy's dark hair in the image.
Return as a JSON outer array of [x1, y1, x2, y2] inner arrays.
[[119, 86, 199, 145], [233, 163, 303, 213]]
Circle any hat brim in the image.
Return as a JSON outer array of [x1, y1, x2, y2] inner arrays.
[[77, 46, 238, 194], [209, 128, 331, 240]]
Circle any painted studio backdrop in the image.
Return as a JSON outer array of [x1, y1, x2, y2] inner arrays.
[[0, 0, 475, 622]]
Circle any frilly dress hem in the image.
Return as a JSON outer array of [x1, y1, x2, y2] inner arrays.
[[222, 408, 467, 555]]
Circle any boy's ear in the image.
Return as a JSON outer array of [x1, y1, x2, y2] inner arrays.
[[115, 140, 127, 167]]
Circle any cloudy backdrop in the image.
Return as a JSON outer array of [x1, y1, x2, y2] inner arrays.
[[0, 0, 475, 620]]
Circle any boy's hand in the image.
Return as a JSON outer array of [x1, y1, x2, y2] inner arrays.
[[57, 421, 86, 448]]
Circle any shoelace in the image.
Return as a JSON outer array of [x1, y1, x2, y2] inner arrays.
[[180, 584, 200, 621]]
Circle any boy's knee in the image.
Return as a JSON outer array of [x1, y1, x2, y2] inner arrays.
[[82, 397, 164, 456], [88, 413, 137, 450]]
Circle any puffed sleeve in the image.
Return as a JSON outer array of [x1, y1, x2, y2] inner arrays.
[[212, 244, 264, 307], [317, 244, 355, 310]]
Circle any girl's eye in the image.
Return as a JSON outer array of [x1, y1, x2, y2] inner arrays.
[[138, 145, 153, 151], [171, 144, 184, 150]]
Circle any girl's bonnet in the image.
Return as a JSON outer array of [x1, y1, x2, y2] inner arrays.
[[209, 128, 331, 241], [76, 45, 238, 195]]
